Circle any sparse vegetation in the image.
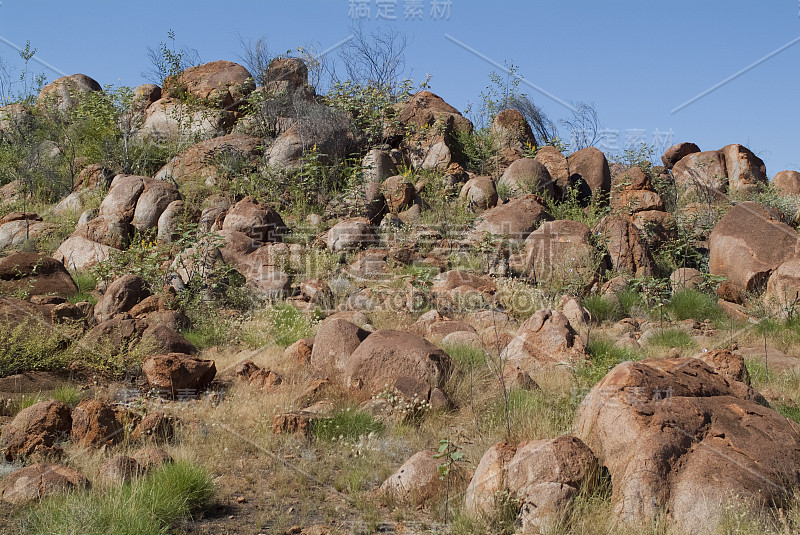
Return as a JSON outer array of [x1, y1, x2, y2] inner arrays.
[[18, 462, 213, 535]]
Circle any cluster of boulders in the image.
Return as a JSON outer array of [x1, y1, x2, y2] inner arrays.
[[377, 349, 800, 534], [0, 397, 173, 505]]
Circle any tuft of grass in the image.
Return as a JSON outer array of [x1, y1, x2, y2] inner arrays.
[[489, 388, 576, 442], [647, 329, 697, 350], [583, 296, 622, 324], [311, 408, 384, 443], [579, 338, 641, 385], [666, 289, 723, 323], [14, 384, 85, 413], [19, 461, 213, 535], [444, 344, 487, 372]]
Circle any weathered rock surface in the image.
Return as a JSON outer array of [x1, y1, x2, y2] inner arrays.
[[465, 437, 599, 533], [2, 400, 72, 461], [709, 202, 800, 301], [0, 463, 89, 505], [574, 357, 800, 534]]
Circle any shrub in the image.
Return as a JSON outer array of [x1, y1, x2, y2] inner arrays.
[[19, 461, 213, 535], [666, 289, 723, 323], [0, 321, 74, 376], [311, 408, 384, 443]]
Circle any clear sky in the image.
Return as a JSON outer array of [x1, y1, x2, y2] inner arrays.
[[0, 0, 797, 174]]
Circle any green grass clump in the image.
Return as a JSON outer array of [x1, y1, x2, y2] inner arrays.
[[582, 296, 622, 324], [444, 344, 487, 372], [14, 385, 85, 413], [666, 289, 723, 322], [647, 329, 697, 350], [489, 388, 576, 441], [311, 408, 384, 443], [579, 338, 640, 385], [19, 461, 213, 535]]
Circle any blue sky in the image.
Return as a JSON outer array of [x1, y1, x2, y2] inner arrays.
[[0, 0, 797, 173]]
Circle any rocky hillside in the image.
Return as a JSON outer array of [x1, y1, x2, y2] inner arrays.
[[2, 57, 800, 535]]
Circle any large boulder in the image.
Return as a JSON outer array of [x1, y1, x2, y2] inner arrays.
[[71, 399, 133, 447], [525, 220, 598, 285], [142, 353, 216, 396], [465, 437, 599, 533], [378, 450, 446, 504], [470, 195, 552, 242], [498, 158, 554, 198], [500, 309, 586, 378], [222, 196, 286, 244], [491, 109, 536, 165], [391, 91, 472, 137], [459, 176, 498, 212], [2, 400, 72, 461], [610, 166, 664, 213], [36, 74, 101, 113], [139, 97, 234, 141], [310, 319, 370, 378], [0, 103, 33, 135], [361, 148, 397, 184], [342, 330, 451, 402], [535, 147, 570, 195], [661, 142, 700, 170], [594, 216, 655, 277], [382, 175, 416, 213], [719, 143, 767, 193], [98, 174, 146, 222], [574, 357, 800, 534], [0, 219, 56, 251], [0, 463, 89, 506], [709, 202, 800, 301], [672, 150, 727, 196], [0, 253, 78, 297], [93, 274, 150, 324], [53, 236, 116, 271], [393, 91, 472, 171], [327, 218, 377, 252], [163, 60, 254, 108], [772, 170, 800, 196], [567, 147, 611, 196], [154, 133, 262, 186], [265, 57, 309, 88], [131, 179, 181, 232], [765, 258, 800, 317]]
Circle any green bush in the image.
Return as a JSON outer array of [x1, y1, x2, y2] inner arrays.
[[0, 321, 74, 376], [311, 408, 384, 443], [666, 289, 723, 322], [19, 461, 213, 535]]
